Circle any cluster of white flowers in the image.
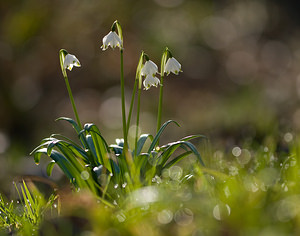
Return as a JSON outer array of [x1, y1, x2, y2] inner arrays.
[[141, 60, 160, 90], [62, 25, 182, 90], [140, 56, 182, 90]]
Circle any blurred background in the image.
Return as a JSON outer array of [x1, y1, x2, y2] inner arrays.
[[0, 0, 300, 186]]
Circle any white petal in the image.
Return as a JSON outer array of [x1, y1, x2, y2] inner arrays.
[[164, 57, 181, 75], [102, 31, 122, 50], [141, 60, 158, 76], [143, 75, 160, 90], [63, 54, 81, 71]]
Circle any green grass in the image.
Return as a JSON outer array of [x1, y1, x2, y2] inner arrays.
[[2, 136, 300, 235], [0, 181, 58, 235]]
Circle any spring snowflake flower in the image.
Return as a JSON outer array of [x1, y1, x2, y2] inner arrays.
[[63, 54, 81, 71], [164, 57, 182, 75], [101, 31, 122, 50], [143, 74, 160, 90], [141, 60, 158, 77]]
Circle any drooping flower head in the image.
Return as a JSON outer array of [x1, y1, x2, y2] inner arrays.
[[101, 31, 122, 50], [63, 54, 81, 71], [141, 60, 158, 77], [164, 57, 182, 75], [143, 74, 160, 90], [101, 20, 123, 51], [139, 54, 160, 90]]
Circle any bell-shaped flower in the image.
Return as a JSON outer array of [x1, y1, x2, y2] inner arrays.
[[101, 31, 122, 50], [141, 60, 158, 77], [164, 57, 182, 75], [63, 54, 81, 71], [143, 74, 160, 90]]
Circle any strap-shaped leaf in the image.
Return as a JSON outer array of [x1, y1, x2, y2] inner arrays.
[[148, 120, 180, 153], [110, 145, 123, 155], [56, 117, 87, 148], [35, 148, 75, 182], [46, 161, 56, 176], [84, 124, 112, 172], [134, 134, 152, 156], [158, 142, 181, 167], [180, 141, 205, 166], [33, 151, 43, 165], [85, 134, 99, 166], [56, 117, 81, 134], [158, 140, 205, 168], [30, 139, 55, 156], [163, 151, 193, 169], [180, 135, 207, 142], [134, 153, 150, 175], [47, 139, 59, 156]]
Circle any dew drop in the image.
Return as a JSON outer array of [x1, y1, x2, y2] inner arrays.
[[284, 132, 293, 143], [157, 209, 173, 224], [81, 171, 90, 180], [232, 146, 241, 157], [213, 204, 231, 220], [174, 208, 194, 226]]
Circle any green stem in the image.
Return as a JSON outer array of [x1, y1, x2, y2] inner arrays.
[[156, 48, 168, 144], [134, 87, 142, 157], [64, 75, 82, 130], [120, 49, 128, 150], [156, 75, 164, 136], [126, 78, 138, 136]]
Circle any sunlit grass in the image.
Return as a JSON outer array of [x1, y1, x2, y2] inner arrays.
[[2, 137, 300, 235]]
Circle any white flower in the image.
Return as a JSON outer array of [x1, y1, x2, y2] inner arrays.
[[143, 74, 160, 90], [141, 60, 158, 77], [63, 54, 81, 71], [164, 57, 182, 75], [101, 31, 122, 50]]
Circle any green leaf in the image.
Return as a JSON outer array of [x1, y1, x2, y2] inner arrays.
[[84, 124, 112, 172], [135, 134, 152, 156], [33, 151, 43, 165], [180, 135, 207, 142], [157, 140, 205, 169], [134, 153, 150, 175], [47, 139, 59, 156], [85, 134, 99, 166], [180, 141, 205, 166], [30, 139, 54, 155], [35, 148, 76, 183], [158, 142, 181, 167], [163, 151, 193, 169], [110, 144, 123, 155], [46, 161, 56, 176], [56, 117, 87, 148], [56, 117, 81, 134], [148, 120, 180, 153]]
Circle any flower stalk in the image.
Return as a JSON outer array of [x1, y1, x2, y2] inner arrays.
[[156, 48, 168, 135], [120, 48, 128, 153], [102, 21, 129, 156], [126, 51, 144, 136], [156, 48, 182, 140], [59, 49, 82, 130]]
